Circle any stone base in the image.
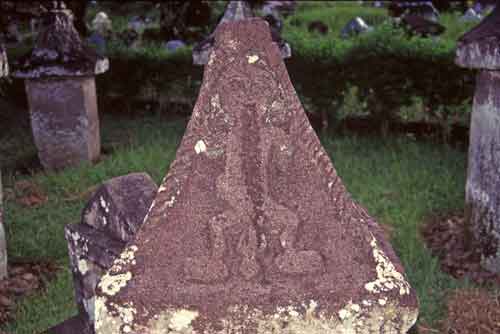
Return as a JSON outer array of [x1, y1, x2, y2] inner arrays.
[[25, 76, 100, 171]]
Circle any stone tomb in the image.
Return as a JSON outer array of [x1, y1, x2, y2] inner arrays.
[[456, 5, 500, 273], [12, 6, 108, 171], [94, 19, 418, 333]]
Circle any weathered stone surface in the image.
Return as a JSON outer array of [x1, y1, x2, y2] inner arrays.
[[12, 9, 108, 79], [65, 173, 157, 330], [193, 1, 291, 66], [456, 4, 500, 70], [66, 223, 126, 327], [340, 17, 373, 39], [82, 173, 158, 243], [463, 70, 500, 273], [456, 4, 500, 273], [0, 171, 7, 280], [0, 42, 8, 77], [94, 18, 418, 334], [25, 77, 101, 170]]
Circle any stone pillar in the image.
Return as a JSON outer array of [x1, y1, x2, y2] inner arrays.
[[12, 3, 108, 171], [0, 171, 7, 280], [0, 42, 8, 77], [94, 18, 418, 333], [456, 5, 500, 273]]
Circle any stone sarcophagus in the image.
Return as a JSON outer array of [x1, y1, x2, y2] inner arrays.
[[12, 3, 108, 171], [92, 18, 419, 334], [456, 4, 500, 273]]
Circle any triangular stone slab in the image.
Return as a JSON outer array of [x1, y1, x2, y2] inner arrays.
[[94, 18, 418, 334]]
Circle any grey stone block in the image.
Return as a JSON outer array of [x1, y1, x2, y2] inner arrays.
[[63, 172, 157, 330], [81, 172, 158, 242]]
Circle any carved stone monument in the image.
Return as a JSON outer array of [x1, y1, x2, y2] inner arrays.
[[456, 5, 500, 273], [193, 1, 291, 66], [340, 17, 373, 39], [12, 3, 109, 171], [94, 18, 418, 333], [44, 173, 157, 334]]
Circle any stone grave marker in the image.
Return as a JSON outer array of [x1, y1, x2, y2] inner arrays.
[[92, 12, 112, 37], [193, 1, 291, 66], [44, 173, 158, 333], [0, 41, 8, 77], [12, 4, 109, 171], [400, 14, 445, 37], [94, 18, 418, 334], [460, 8, 483, 22], [456, 4, 500, 273], [340, 17, 373, 39]]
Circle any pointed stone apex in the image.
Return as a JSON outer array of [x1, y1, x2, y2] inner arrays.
[[95, 18, 418, 334], [12, 9, 108, 79], [220, 1, 254, 24], [193, 1, 290, 66]]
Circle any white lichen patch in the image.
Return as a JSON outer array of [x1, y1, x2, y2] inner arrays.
[[94, 297, 137, 334], [364, 235, 411, 295], [166, 196, 176, 208], [208, 52, 216, 66], [247, 54, 259, 64], [100, 196, 110, 213], [98, 271, 132, 296], [195, 140, 207, 154], [169, 309, 199, 331], [78, 258, 89, 275], [227, 39, 238, 50], [198, 300, 419, 334]]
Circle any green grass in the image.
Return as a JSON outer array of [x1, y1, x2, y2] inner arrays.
[[1, 111, 469, 332]]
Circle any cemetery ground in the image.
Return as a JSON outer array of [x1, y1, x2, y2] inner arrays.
[[1, 1, 500, 333], [2, 109, 498, 333]]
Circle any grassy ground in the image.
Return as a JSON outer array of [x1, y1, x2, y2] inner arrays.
[[1, 110, 470, 332]]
